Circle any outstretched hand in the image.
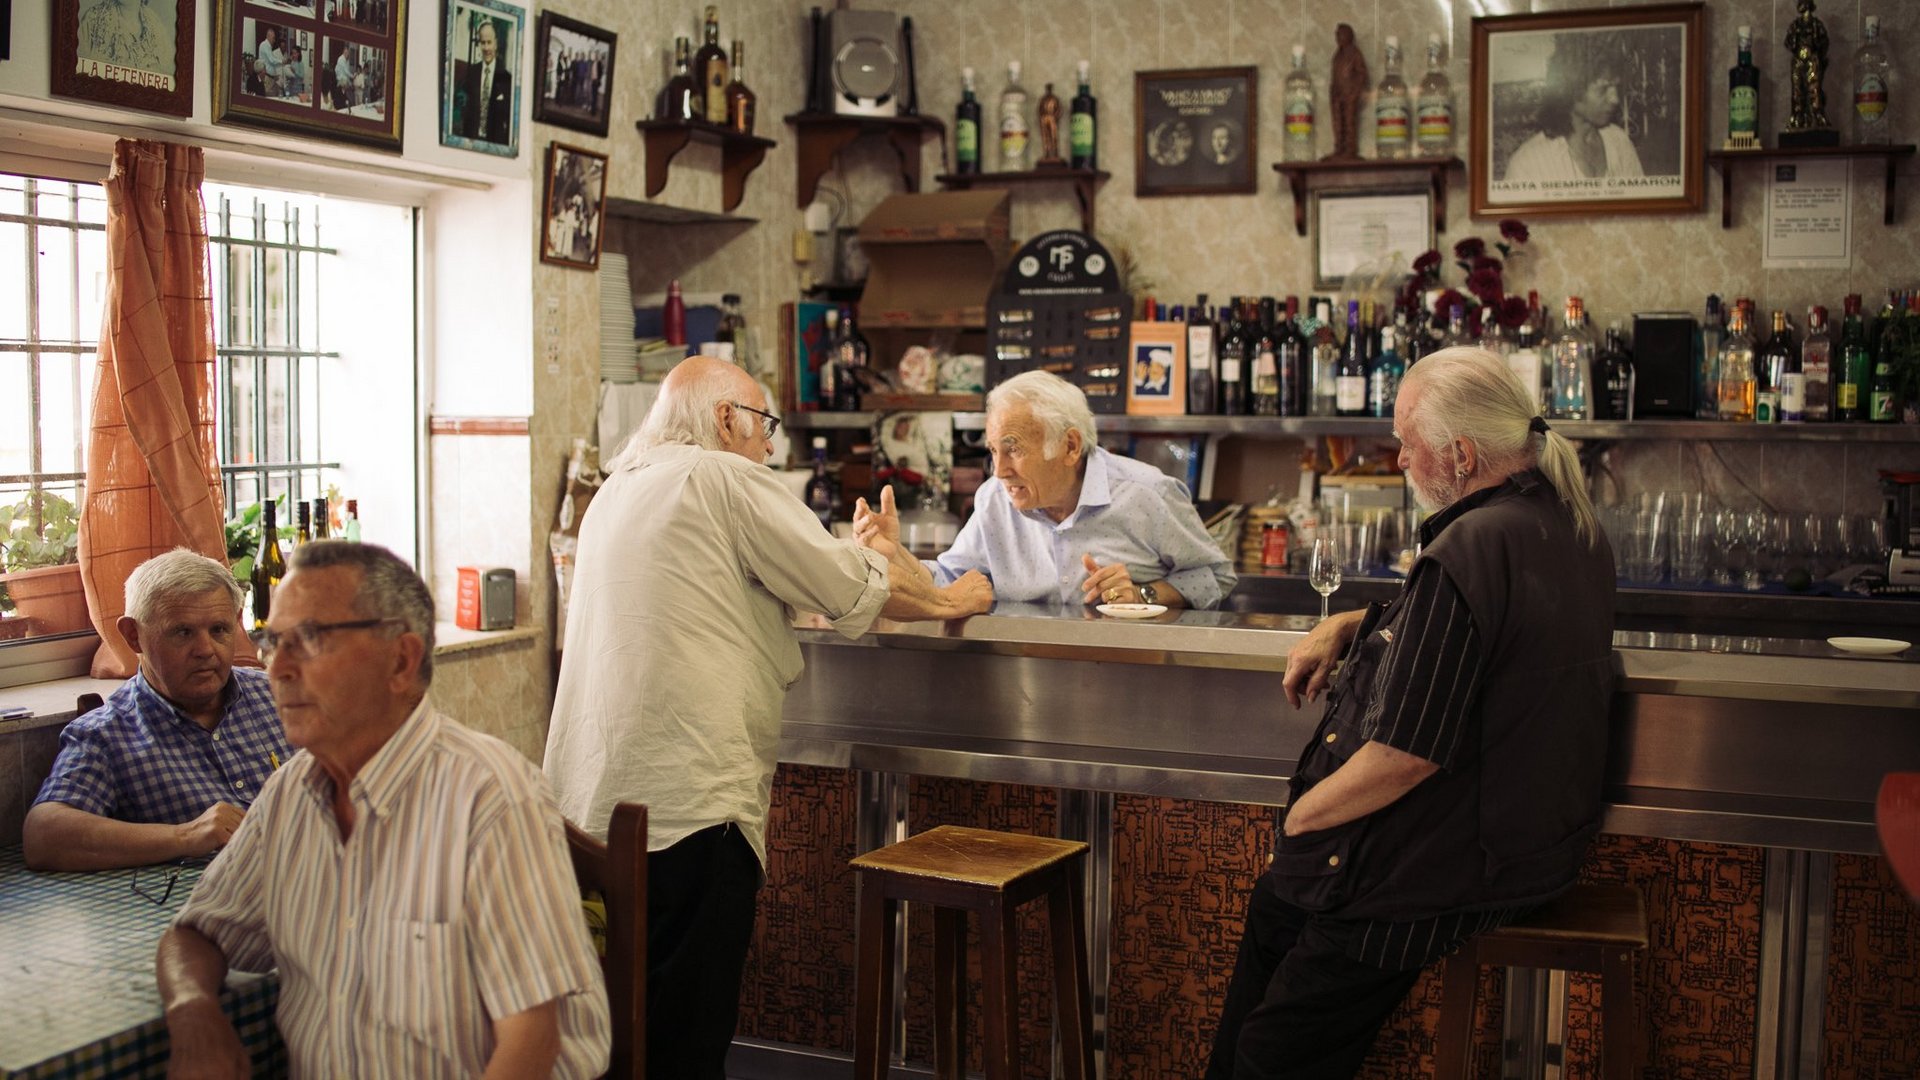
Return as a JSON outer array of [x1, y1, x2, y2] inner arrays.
[[852, 484, 901, 548]]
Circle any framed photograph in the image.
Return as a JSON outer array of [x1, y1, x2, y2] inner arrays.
[[1313, 188, 1435, 290], [1134, 67, 1258, 198], [212, 0, 409, 152], [541, 141, 608, 270], [1470, 3, 1704, 218], [440, 0, 522, 156], [51, 0, 196, 116], [532, 10, 616, 137], [1126, 321, 1187, 416]]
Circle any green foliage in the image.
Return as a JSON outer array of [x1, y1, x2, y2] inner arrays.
[[0, 491, 81, 572], [1880, 306, 1920, 409]]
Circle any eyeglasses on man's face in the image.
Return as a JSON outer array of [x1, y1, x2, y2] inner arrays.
[[731, 401, 780, 440], [248, 618, 403, 662]]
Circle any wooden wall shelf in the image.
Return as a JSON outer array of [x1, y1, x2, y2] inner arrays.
[[1705, 144, 1916, 228], [1271, 156, 1464, 237], [603, 196, 756, 226], [935, 167, 1111, 232], [633, 119, 776, 213], [784, 112, 946, 209]]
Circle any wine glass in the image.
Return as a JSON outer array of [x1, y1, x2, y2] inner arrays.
[[1309, 534, 1343, 621]]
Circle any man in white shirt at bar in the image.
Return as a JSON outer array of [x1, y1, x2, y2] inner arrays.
[[544, 355, 992, 1080], [158, 541, 610, 1079]]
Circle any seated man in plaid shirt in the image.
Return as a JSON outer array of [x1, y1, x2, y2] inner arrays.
[[24, 549, 290, 871]]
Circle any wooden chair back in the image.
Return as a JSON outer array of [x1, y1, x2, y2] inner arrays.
[[567, 803, 647, 1080]]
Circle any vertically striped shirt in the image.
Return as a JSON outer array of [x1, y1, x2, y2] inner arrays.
[[173, 699, 611, 1078]]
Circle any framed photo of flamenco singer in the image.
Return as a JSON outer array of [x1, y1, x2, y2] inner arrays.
[[1470, 3, 1705, 219], [51, 0, 197, 116], [1134, 67, 1258, 198], [212, 0, 410, 152]]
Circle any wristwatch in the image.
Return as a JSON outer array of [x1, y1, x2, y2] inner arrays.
[[1138, 582, 1159, 606]]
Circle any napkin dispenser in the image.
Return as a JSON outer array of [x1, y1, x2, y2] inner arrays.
[[456, 567, 517, 631]]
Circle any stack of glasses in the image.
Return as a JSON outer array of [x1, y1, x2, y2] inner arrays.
[[599, 252, 637, 383], [1603, 492, 1890, 590]]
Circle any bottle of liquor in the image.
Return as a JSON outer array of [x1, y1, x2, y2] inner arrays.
[[1218, 299, 1247, 416], [805, 437, 837, 530], [998, 61, 1031, 171], [1870, 355, 1897, 422], [659, 38, 698, 120], [1697, 294, 1725, 419], [1070, 61, 1097, 169], [1717, 301, 1757, 422], [1278, 296, 1307, 416], [1415, 33, 1453, 157], [833, 306, 869, 412], [819, 308, 843, 410], [1598, 320, 1636, 421], [1309, 300, 1340, 416], [1439, 304, 1470, 349], [1853, 15, 1890, 145], [725, 41, 756, 134], [1508, 320, 1544, 411], [663, 279, 686, 346], [1551, 297, 1594, 420], [1186, 295, 1216, 415], [1336, 301, 1369, 416], [1374, 36, 1411, 159], [295, 499, 312, 547], [1478, 316, 1514, 360], [1727, 25, 1760, 148], [1369, 311, 1406, 418], [1835, 295, 1869, 421], [1757, 309, 1795, 423], [1252, 297, 1281, 416], [1801, 305, 1832, 421], [311, 498, 330, 540], [955, 68, 982, 174], [715, 293, 746, 358], [1283, 45, 1316, 162], [694, 6, 729, 124], [343, 498, 361, 543], [250, 499, 286, 630]]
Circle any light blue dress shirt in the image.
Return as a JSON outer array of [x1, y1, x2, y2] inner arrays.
[[927, 446, 1237, 609]]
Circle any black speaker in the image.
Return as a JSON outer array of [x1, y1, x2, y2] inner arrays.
[[1632, 312, 1697, 418], [829, 9, 902, 117]]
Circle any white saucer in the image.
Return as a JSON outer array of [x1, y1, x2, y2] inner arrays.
[[1826, 636, 1912, 655], [1097, 603, 1168, 619]]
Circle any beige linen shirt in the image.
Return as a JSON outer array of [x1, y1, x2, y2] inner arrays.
[[173, 700, 611, 1079], [544, 443, 889, 864]]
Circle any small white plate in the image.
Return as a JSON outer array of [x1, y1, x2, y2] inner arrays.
[[1097, 603, 1168, 619], [1826, 636, 1912, 655]]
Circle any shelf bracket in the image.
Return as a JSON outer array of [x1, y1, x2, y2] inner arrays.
[[794, 125, 864, 209], [641, 126, 695, 200], [1284, 170, 1309, 236], [1074, 176, 1098, 233], [1427, 163, 1449, 235], [721, 140, 771, 213]]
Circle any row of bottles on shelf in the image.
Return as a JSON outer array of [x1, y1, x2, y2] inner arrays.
[[954, 61, 1097, 174], [249, 496, 365, 629], [1274, 32, 1455, 162], [1726, 15, 1893, 149], [1703, 291, 1916, 425], [654, 6, 757, 134]]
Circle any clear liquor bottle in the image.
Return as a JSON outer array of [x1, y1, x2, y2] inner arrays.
[[1697, 294, 1725, 419], [1508, 320, 1544, 411], [1727, 25, 1760, 148], [1369, 312, 1406, 418], [998, 61, 1031, 171], [955, 68, 982, 174], [1283, 45, 1316, 162], [1415, 34, 1453, 157], [1800, 305, 1832, 421], [1854, 16, 1891, 145], [1551, 296, 1594, 420], [1070, 60, 1098, 169], [1374, 36, 1411, 160], [1717, 301, 1757, 422]]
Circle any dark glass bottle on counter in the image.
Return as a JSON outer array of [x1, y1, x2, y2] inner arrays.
[[1186, 294, 1216, 415], [1251, 296, 1281, 416], [805, 437, 837, 529], [1597, 320, 1636, 421], [1218, 298, 1247, 416], [311, 498, 330, 540], [1277, 295, 1306, 417], [251, 500, 285, 630], [954, 67, 982, 174], [831, 306, 869, 412], [658, 38, 698, 120], [1836, 294, 1868, 422], [1335, 301, 1368, 416]]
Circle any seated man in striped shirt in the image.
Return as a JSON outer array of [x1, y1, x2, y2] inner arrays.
[[24, 548, 290, 871], [158, 541, 610, 1079], [1207, 347, 1618, 1080]]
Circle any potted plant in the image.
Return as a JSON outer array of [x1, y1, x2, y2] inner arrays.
[[0, 490, 87, 633]]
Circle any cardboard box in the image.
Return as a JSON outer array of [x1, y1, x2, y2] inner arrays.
[[857, 191, 1012, 329]]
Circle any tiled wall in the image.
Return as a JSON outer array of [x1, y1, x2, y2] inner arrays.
[[430, 634, 553, 763]]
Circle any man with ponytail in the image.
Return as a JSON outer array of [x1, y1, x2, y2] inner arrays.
[[1208, 347, 1615, 1080]]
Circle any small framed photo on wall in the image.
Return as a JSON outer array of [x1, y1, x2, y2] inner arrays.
[[540, 141, 608, 270], [52, 0, 196, 116], [1134, 67, 1258, 198], [532, 11, 616, 138], [1126, 321, 1187, 416], [440, 0, 523, 156]]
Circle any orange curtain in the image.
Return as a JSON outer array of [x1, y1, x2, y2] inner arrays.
[[78, 140, 234, 678]]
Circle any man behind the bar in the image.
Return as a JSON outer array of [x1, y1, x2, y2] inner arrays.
[[25, 548, 290, 871], [159, 542, 610, 1079], [1207, 347, 1616, 1080], [543, 356, 993, 1080]]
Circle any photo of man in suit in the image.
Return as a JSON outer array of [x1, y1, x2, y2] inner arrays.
[[457, 18, 512, 145]]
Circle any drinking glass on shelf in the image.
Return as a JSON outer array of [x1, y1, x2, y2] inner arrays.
[[1670, 509, 1710, 586], [1309, 534, 1344, 622]]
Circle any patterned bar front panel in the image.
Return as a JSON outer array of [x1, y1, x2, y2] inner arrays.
[[1824, 852, 1920, 1078]]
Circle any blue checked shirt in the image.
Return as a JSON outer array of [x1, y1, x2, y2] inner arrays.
[[34, 667, 290, 825], [927, 446, 1237, 609]]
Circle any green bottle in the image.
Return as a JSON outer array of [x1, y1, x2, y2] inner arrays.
[[1835, 293, 1869, 421]]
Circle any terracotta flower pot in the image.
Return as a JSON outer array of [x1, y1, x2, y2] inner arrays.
[[2, 562, 90, 635]]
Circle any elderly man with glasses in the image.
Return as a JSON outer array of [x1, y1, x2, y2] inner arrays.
[[25, 548, 291, 872], [158, 541, 611, 1079], [544, 355, 993, 1080]]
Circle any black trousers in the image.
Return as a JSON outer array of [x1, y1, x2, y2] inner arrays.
[[647, 822, 764, 1080], [1205, 874, 1423, 1080]]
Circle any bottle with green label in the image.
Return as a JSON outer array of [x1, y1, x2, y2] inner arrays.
[[954, 67, 981, 174], [1727, 25, 1760, 148], [1069, 60, 1097, 169]]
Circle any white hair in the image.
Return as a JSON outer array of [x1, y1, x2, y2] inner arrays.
[[1399, 346, 1601, 547], [609, 360, 753, 469], [125, 548, 244, 624], [985, 370, 1098, 460]]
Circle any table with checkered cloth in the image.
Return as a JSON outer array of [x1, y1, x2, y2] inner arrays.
[[0, 846, 284, 1079]]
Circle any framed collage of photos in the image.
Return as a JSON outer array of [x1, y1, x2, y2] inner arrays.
[[212, 0, 410, 151]]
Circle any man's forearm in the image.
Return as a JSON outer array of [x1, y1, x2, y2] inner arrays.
[[482, 1001, 563, 1080], [879, 559, 962, 620], [1283, 741, 1439, 835], [158, 924, 235, 1015], [23, 802, 198, 871]]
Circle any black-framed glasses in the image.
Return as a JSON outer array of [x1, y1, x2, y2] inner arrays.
[[131, 857, 211, 906], [731, 401, 781, 440], [249, 617, 403, 662]]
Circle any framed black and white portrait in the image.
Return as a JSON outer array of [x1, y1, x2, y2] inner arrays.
[[532, 10, 615, 137], [1134, 67, 1257, 198], [440, 0, 523, 156], [540, 141, 607, 270], [1470, 3, 1704, 218]]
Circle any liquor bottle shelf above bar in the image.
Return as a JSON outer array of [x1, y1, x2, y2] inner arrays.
[[783, 411, 1920, 442]]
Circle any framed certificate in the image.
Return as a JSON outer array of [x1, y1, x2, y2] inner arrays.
[[1312, 188, 1434, 290]]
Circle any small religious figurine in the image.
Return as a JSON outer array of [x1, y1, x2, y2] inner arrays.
[[1783, 0, 1833, 137], [1036, 83, 1065, 165], [1328, 24, 1370, 161]]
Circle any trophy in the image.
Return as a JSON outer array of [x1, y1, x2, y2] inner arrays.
[[1780, 0, 1839, 147]]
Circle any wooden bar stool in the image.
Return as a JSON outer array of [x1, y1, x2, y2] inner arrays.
[[851, 825, 1095, 1080], [1434, 882, 1649, 1080]]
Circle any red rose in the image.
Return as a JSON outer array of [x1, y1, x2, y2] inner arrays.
[[1452, 237, 1486, 261], [1413, 249, 1443, 274], [1431, 288, 1468, 324], [1465, 307, 1485, 338], [897, 468, 925, 486], [1499, 218, 1530, 244], [1496, 295, 1532, 328], [1471, 255, 1503, 274], [1466, 267, 1504, 301]]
